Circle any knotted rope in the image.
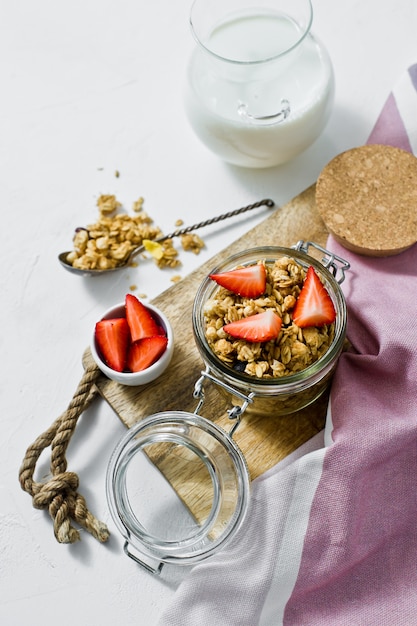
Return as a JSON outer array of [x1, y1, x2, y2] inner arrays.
[[19, 361, 110, 544]]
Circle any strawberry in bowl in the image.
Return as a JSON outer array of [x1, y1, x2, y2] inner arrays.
[[91, 294, 174, 386]]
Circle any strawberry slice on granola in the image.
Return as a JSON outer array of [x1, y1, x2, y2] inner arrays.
[[292, 266, 336, 328], [223, 310, 282, 343], [209, 263, 267, 298]]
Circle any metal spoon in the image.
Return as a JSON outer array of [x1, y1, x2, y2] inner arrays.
[[58, 198, 275, 276]]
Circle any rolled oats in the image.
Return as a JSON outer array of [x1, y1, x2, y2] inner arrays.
[[204, 257, 335, 379], [132, 197, 144, 212], [65, 195, 196, 271], [181, 233, 205, 254], [155, 240, 180, 269], [97, 194, 121, 216]]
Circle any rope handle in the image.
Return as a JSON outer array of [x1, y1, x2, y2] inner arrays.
[[18, 362, 110, 544]]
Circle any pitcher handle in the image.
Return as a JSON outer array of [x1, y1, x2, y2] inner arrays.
[[237, 98, 290, 124]]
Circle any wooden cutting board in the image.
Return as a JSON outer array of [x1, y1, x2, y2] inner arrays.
[[83, 184, 330, 520]]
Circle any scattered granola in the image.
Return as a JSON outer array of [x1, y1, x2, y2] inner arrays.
[[132, 197, 144, 213], [97, 194, 121, 216], [155, 239, 180, 269], [181, 233, 205, 254], [204, 256, 335, 379], [65, 195, 198, 271]]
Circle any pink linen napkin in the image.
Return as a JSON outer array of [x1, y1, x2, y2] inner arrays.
[[158, 64, 417, 626]]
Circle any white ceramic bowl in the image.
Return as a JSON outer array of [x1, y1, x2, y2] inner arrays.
[[91, 301, 174, 386]]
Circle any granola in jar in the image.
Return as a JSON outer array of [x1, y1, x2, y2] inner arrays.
[[204, 256, 335, 379]]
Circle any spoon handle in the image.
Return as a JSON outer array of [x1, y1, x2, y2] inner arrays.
[[132, 198, 274, 259]]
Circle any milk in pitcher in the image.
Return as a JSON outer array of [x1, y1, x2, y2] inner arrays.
[[185, 9, 334, 168]]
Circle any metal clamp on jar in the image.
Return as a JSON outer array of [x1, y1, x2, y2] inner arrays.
[[106, 242, 349, 574]]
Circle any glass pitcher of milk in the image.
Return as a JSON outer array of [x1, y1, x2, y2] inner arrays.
[[184, 0, 334, 168]]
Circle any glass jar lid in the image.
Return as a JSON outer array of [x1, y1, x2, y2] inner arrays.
[[106, 411, 250, 571]]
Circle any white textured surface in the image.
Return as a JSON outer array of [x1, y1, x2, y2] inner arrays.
[[2, 1, 416, 624]]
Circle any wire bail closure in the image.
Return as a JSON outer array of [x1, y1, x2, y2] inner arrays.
[[193, 367, 255, 437], [293, 240, 350, 284]]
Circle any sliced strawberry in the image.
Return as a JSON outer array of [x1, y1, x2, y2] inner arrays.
[[95, 318, 130, 372], [223, 310, 282, 343], [209, 263, 267, 298], [292, 266, 336, 328], [125, 294, 163, 342], [127, 336, 168, 372]]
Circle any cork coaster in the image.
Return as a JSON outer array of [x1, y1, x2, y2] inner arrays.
[[315, 144, 417, 256]]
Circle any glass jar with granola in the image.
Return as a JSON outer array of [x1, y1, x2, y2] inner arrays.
[[192, 244, 348, 418]]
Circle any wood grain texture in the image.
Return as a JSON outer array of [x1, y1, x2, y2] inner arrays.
[[83, 184, 330, 520]]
